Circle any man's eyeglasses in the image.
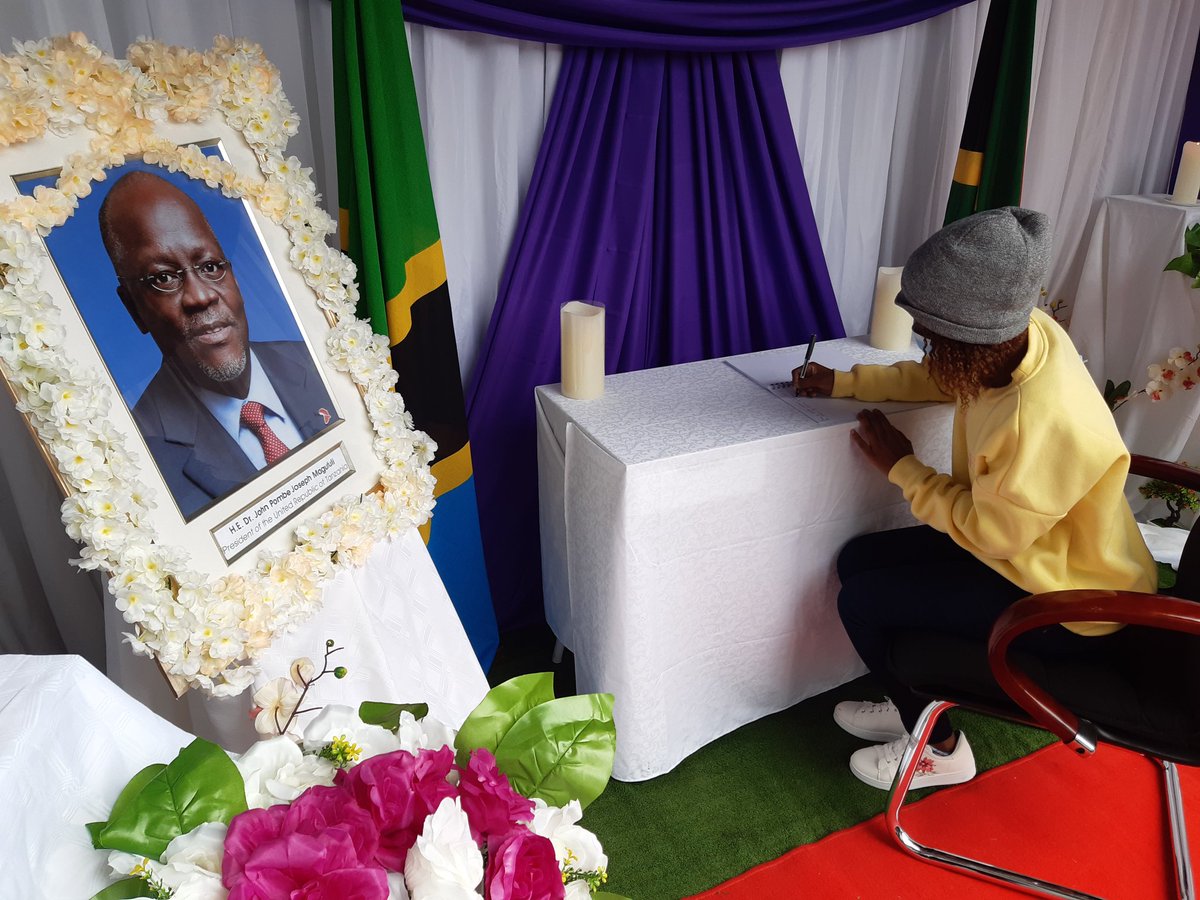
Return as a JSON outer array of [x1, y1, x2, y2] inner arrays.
[[122, 259, 231, 294]]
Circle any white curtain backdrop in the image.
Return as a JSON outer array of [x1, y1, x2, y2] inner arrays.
[[1023, 0, 1200, 324], [780, 0, 991, 336], [2, 0, 1198, 669]]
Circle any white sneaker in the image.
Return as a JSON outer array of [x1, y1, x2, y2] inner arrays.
[[833, 698, 907, 742], [849, 732, 977, 791]]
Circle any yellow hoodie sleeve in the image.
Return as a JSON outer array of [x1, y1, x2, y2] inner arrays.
[[832, 361, 953, 403], [887, 397, 1119, 561]]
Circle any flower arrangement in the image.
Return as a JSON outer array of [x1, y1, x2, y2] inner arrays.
[[87, 655, 627, 900], [1104, 345, 1200, 411], [0, 34, 436, 696]]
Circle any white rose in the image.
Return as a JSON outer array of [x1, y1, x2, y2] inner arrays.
[[162, 822, 227, 873], [302, 704, 402, 760], [387, 870, 411, 900], [394, 710, 456, 755], [529, 799, 608, 872], [403, 797, 484, 900], [564, 882, 591, 900], [167, 871, 227, 900], [235, 734, 338, 811], [262, 753, 338, 803]]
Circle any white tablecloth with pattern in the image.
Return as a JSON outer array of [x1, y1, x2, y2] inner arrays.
[[536, 337, 954, 781]]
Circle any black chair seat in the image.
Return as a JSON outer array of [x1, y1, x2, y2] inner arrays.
[[888, 625, 1200, 767]]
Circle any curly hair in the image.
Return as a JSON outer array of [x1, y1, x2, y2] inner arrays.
[[924, 329, 1029, 404]]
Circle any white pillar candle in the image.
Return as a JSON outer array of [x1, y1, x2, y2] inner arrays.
[[1172, 141, 1200, 204], [868, 266, 913, 351], [561, 300, 605, 400]]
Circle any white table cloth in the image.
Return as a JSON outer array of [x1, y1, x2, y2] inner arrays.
[[1071, 194, 1200, 465], [105, 529, 490, 754], [0, 655, 196, 899], [536, 337, 954, 781]]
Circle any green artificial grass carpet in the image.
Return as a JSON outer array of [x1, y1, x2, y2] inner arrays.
[[582, 675, 1053, 900]]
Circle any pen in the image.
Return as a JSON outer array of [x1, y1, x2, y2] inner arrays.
[[799, 333, 817, 379]]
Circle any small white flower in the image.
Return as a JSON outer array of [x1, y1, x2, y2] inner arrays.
[[251, 677, 301, 736]]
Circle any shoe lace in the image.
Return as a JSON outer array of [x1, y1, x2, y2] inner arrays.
[[862, 699, 895, 717], [880, 736, 910, 767]]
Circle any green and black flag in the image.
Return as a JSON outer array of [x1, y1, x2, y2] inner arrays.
[[945, 0, 1038, 224], [333, 0, 498, 668]]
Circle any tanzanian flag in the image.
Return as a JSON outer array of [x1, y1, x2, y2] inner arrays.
[[945, 0, 1037, 223], [333, 0, 498, 669]]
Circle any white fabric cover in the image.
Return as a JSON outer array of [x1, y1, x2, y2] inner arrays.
[[782, 2, 990, 336], [536, 339, 954, 781], [104, 528, 490, 753], [0, 655, 196, 899], [1024, 0, 1200, 327], [1070, 194, 1200, 468]]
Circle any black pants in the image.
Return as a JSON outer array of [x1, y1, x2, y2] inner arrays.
[[836, 525, 1101, 744]]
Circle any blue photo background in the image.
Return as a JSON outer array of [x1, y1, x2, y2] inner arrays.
[[18, 146, 305, 408]]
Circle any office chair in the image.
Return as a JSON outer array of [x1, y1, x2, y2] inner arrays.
[[883, 454, 1200, 900]]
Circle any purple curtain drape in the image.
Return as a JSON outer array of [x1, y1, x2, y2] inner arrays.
[[403, 0, 973, 51], [405, 0, 978, 632], [466, 48, 844, 630]]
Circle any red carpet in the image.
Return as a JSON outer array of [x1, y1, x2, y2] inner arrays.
[[691, 743, 1199, 899]]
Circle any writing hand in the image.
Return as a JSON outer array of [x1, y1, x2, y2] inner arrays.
[[792, 362, 834, 397], [851, 408, 914, 474]]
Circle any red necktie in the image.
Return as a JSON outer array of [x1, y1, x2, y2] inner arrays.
[[240, 400, 290, 465]]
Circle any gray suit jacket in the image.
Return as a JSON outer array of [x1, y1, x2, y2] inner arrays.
[[132, 341, 337, 519]]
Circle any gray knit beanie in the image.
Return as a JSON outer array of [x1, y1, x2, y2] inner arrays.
[[896, 207, 1052, 345]]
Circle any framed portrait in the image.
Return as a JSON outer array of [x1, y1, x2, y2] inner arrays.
[[0, 35, 436, 696]]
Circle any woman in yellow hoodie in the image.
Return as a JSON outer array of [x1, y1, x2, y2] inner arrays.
[[793, 207, 1156, 790]]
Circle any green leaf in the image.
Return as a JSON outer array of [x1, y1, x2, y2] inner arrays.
[[454, 672, 556, 766], [91, 763, 167, 848], [1184, 223, 1200, 251], [1164, 252, 1200, 276], [89, 878, 155, 899], [1116, 380, 1132, 397], [90, 738, 247, 859], [493, 693, 615, 810], [358, 701, 430, 732]]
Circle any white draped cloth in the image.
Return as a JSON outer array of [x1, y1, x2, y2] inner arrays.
[[1070, 194, 1200, 467], [0, 655, 197, 899], [106, 530, 490, 753]]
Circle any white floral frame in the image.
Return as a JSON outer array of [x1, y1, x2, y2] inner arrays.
[[0, 34, 437, 696]]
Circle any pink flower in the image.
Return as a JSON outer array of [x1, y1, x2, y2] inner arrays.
[[227, 830, 388, 899], [223, 804, 288, 887], [339, 746, 457, 870], [457, 748, 535, 846], [484, 828, 565, 900], [284, 784, 380, 867]]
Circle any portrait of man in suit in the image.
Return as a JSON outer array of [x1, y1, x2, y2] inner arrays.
[[97, 169, 338, 519]]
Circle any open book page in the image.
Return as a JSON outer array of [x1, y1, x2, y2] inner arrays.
[[725, 345, 927, 425]]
